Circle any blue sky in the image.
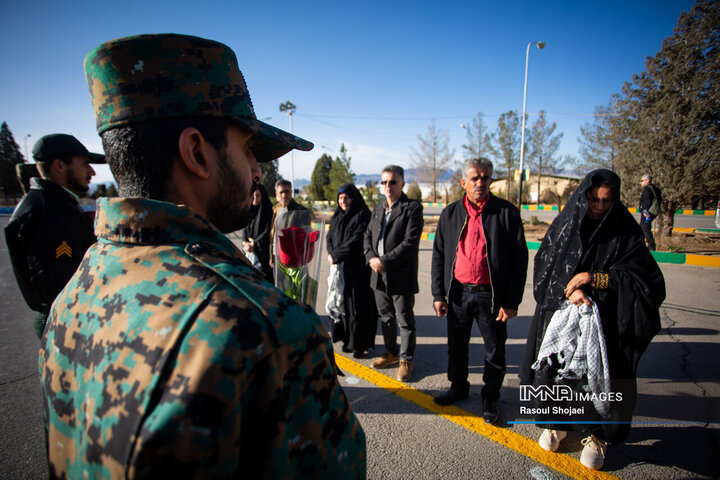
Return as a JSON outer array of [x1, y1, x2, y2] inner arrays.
[[0, 0, 694, 184]]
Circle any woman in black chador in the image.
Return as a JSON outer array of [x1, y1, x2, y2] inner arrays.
[[242, 184, 274, 281], [327, 184, 377, 357], [519, 169, 665, 470]]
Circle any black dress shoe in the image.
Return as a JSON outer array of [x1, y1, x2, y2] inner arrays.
[[352, 350, 364, 359], [433, 387, 469, 406], [482, 399, 499, 424], [341, 345, 352, 353]]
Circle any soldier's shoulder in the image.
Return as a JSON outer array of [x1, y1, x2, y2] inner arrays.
[[188, 247, 322, 344], [209, 279, 321, 345]]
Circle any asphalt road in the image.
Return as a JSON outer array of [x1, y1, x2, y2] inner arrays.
[[2, 215, 719, 479]]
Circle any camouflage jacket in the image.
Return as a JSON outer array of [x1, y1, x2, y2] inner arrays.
[[39, 197, 365, 479]]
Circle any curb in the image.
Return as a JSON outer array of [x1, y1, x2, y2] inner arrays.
[[419, 233, 720, 269], [417, 203, 715, 216]]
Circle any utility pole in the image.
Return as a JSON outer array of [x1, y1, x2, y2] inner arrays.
[[279, 101, 297, 193]]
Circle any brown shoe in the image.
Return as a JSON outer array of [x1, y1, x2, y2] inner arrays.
[[371, 352, 399, 369], [397, 359, 413, 382]]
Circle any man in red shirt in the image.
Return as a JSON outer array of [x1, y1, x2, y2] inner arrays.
[[430, 158, 527, 423]]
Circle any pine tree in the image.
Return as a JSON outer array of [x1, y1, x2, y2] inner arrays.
[[0, 122, 26, 199], [260, 160, 281, 195], [309, 154, 333, 201], [92, 184, 108, 199], [614, 0, 720, 236], [325, 144, 355, 201]]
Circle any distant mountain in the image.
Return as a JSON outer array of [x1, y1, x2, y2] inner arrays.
[[294, 168, 455, 187], [354, 173, 382, 185], [404, 167, 455, 183], [293, 168, 458, 189]]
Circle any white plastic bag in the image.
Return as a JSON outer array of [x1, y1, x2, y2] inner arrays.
[[326, 263, 345, 322], [243, 248, 262, 270]]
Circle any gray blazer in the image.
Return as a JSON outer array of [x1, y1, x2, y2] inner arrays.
[[363, 193, 423, 295]]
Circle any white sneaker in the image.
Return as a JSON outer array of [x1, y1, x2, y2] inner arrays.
[[538, 429, 567, 452], [580, 435, 607, 470]]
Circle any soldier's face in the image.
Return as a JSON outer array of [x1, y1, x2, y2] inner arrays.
[[206, 125, 261, 233], [64, 155, 95, 195]]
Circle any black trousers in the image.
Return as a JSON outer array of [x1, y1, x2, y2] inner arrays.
[[446, 284, 507, 401], [374, 289, 416, 360], [639, 217, 656, 250]]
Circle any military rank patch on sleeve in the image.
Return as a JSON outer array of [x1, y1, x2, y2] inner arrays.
[[56, 241, 72, 259]]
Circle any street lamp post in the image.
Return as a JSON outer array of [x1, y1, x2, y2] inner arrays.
[[279, 101, 297, 193], [517, 41, 546, 206], [23, 134, 31, 161]]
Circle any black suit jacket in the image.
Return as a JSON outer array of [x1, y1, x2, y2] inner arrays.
[[363, 193, 423, 295]]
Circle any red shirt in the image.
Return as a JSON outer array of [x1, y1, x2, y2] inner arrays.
[[453, 195, 491, 285]]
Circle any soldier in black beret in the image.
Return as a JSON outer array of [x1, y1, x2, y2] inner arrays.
[[5, 133, 104, 338]]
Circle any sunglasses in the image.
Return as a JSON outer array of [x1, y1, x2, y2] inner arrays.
[[380, 180, 398, 186]]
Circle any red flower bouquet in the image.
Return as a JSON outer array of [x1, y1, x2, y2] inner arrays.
[[275, 224, 322, 304], [277, 226, 319, 268]]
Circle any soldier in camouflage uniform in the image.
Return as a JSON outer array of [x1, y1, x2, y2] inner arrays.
[[39, 34, 366, 479]]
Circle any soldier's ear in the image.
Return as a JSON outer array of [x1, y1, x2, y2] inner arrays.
[[51, 158, 66, 174], [178, 127, 212, 181]]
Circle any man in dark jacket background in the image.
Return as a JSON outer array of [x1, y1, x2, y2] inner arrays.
[[4, 134, 103, 338], [638, 174, 662, 251], [364, 165, 423, 382], [430, 157, 527, 424]]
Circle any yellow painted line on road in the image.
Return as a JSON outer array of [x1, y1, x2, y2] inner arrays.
[[336, 354, 619, 480], [685, 254, 720, 268]]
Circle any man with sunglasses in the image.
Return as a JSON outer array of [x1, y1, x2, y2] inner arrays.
[[364, 165, 423, 381]]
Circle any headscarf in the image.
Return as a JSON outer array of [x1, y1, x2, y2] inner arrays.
[[522, 169, 667, 444], [244, 184, 273, 242], [529, 169, 666, 375], [243, 184, 274, 281], [327, 184, 370, 259]]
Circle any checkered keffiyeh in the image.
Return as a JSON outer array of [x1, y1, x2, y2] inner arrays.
[[531, 299, 611, 417]]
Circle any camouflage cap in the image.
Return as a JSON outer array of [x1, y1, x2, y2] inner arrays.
[[84, 33, 313, 162]]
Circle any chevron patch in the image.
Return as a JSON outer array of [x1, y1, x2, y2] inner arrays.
[[56, 241, 72, 259]]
